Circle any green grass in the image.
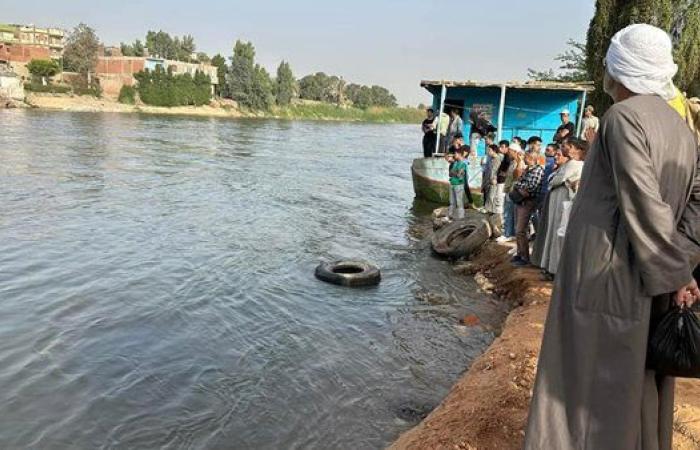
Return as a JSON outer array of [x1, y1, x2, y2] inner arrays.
[[271, 103, 425, 123]]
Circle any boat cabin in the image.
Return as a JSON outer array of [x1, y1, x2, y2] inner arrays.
[[412, 80, 592, 204], [422, 79, 592, 155]]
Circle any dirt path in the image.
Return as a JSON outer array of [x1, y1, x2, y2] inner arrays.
[[390, 243, 700, 450]]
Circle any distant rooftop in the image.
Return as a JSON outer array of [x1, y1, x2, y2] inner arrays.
[[421, 79, 593, 92]]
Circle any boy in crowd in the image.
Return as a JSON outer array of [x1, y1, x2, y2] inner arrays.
[[527, 136, 542, 154], [512, 136, 525, 151], [447, 147, 468, 220]]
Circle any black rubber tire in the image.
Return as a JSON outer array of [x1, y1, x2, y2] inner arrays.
[[431, 216, 491, 258], [315, 260, 381, 287]]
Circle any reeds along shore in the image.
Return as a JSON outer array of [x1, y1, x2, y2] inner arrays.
[[390, 242, 700, 450]]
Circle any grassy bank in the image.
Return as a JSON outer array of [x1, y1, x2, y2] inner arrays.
[[271, 103, 424, 123]]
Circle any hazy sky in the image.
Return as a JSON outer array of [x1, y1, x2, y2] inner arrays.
[[2, 0, 595, 105]]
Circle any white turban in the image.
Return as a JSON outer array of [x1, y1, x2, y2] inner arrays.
[[605, 24, 678, 101]]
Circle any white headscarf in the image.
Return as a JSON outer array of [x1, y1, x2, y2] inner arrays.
[[605, 24, 678, 101]]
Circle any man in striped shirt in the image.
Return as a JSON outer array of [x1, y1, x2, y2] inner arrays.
[[512, 152, 545, 266]]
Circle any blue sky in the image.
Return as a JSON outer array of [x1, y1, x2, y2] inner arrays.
[[2, 0, 595, 105]]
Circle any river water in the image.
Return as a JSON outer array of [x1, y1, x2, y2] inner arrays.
[[0, 110, 507, 450]]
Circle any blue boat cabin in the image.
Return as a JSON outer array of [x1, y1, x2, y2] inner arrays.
[[421, 80, 592, 156]]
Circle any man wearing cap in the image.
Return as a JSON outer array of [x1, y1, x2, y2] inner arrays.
[[553, 109, 575, 144], [525, 24, 700, 450]]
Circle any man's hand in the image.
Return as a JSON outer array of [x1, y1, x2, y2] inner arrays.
[[674, 279, 700, 308]]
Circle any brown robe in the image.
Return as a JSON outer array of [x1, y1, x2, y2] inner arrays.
[[524, 95, 700, 450]]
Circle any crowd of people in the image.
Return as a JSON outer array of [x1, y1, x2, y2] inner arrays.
[[426, 106, 594, 278]]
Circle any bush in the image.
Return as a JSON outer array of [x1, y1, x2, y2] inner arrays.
[[24, 83, 71, 94], [118, 85, 137, 104], [73, 85, 102, 97], [134, 66, 211, 107]]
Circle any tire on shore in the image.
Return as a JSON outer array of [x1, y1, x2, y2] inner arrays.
[[315, 260, 381, 287], [431, 216, 491, 259]]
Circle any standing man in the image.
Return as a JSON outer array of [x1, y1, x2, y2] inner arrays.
[[511, 152, 544, 266], [525, 24, 700, 450], [553, 109, 575, 144], [421, 108, 437, 157], [469, 110, 497, 155], [579, 105, 600, 142], [437, 109, 450, 153], [445, 108, 464, 155]]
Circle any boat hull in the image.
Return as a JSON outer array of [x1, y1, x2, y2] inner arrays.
[[411, 158, 451, 204], [411, 157, 484, 206]]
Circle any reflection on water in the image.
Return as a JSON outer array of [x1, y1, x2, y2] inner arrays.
[[0, 110, 507, 449]]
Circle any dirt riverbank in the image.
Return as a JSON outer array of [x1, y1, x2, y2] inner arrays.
[[390, 243, 700, 450]]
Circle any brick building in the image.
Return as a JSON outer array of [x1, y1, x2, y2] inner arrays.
[[0, 23, 65, 79]]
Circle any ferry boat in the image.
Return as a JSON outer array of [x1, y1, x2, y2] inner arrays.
[[413, 79, 592, 205]]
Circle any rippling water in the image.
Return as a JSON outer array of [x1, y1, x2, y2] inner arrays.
[[0, 110, 507, 449]]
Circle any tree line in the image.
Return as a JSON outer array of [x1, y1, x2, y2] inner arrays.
[[529, 0, 700, 112], [209, 40, 398, 111], [120, 31, 209, 63], [30, 24, 401, 111]]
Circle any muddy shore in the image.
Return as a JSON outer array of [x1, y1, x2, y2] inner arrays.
[[390, 242, 700, 450]]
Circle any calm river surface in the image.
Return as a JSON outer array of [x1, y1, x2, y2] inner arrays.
[[0, 110, 507, 450]]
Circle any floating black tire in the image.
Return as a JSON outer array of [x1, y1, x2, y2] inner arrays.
[[431, 217, 491, 259], [315, 260, 381, 287]]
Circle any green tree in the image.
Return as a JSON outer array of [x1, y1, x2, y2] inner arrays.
[[250, 64, 274, 110], [146, 30, 175, 59], [228, 40, 256, 107], [132, 39, 145, 57], [586, 0, 700, 111], [275, 61, 296, 105], [120, 42, 134, 56], [210, 54, 228, 97], [298, 72, 327, 101], [369, 85, 397, 107], [26, 59, 60, 83], [528, 40, 588, 82], [63, 23, 100, 79], [179, 35, 196, 61]]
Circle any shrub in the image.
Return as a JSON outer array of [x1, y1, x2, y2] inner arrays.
[[118, 85, 137, 104], [24, 83, 71, 94], [134, 66, 211, 107], [72, 85, 102, 97], [26, 59, 61, 79]]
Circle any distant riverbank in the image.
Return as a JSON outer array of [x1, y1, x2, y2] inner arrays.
[[21, 93, 424, 123]]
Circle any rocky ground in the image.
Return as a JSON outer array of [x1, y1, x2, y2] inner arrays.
[[390, 243, 700, 450]]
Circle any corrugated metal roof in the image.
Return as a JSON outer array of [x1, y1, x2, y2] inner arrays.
[[421, 80, 593, 92]]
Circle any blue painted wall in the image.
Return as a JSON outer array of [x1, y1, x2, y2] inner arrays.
[[429, 85, 583, 155]]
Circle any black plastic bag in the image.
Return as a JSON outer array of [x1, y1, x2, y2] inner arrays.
[[647, 306, 700, 378]]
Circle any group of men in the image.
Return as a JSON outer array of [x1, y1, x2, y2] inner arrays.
[[425, 23, 700, 450]]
